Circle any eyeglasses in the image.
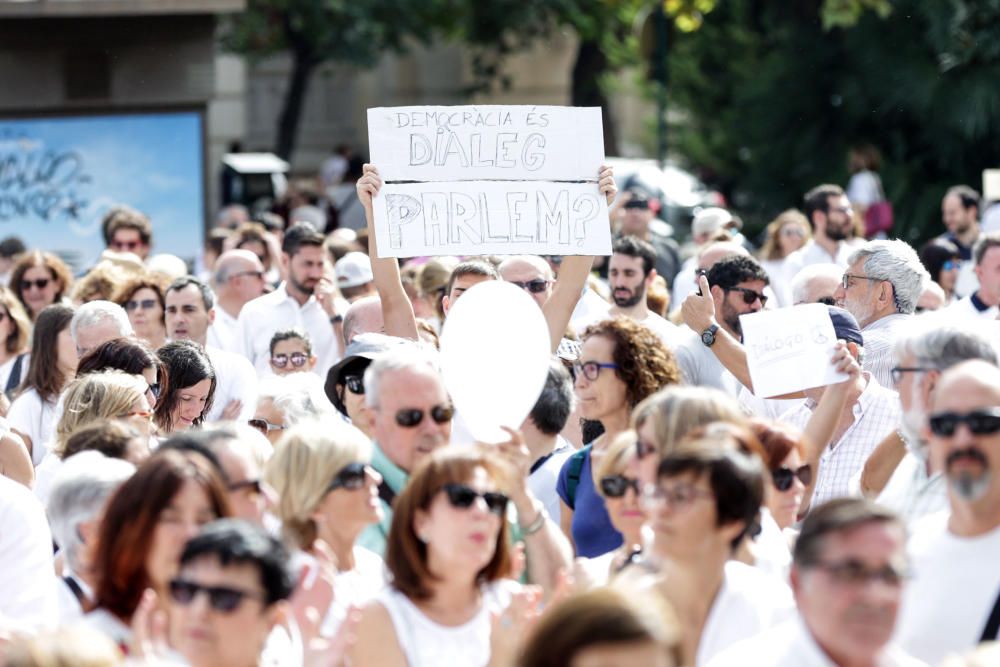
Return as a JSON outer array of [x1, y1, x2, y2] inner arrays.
[[20, 278, 50, 291], [890, 366, 930, 386], [124, 299, 158, 312], [572, 360, 619, 381], [724, 286, 768, 306], [816, 296, 836, 306], [248, 418, 286, 434], [841, 273, 882, 290], [771, 464, 812, 492], [635, 439, 657, 460], [394, 404, 454, 428], [807, 559, 908, 587], [508, 279, 551, 294], [928, 409, 1000, 437], [343, 374, 364, 395], [230, 270, 264, 281], [643, 483, 714, 510], [228, 478, 263, 495], [169, 578, 266, 613], [600, 475, 642, 498], [442, 483, 509, 516], [326, 462, 372, 493], [270, 352, 309, 369], [942, 260, 961, 271]]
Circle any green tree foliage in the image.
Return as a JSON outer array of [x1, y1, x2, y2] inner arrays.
[[667, 0, 1000, 241]]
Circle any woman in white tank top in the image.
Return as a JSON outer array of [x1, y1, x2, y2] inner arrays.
[[349, 447, 534, 667]]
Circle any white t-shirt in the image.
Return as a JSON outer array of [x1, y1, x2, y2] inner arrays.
[[896, 511, 1000, 665], [207, 307, 239, 352], [528, 442, 574, 523], [847, 170, 883, 208], [205, 345, 258, 423], [673, 328, 741, 395], [7, 387, 57, 466], [569, 286, 611, 335], [944, 295, 999, 321], [635, 311, 683, 350], [320, 546, 386, 637]]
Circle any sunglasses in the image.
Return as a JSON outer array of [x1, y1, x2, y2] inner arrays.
[[248, 418, 286, 434], [228, 478, 263, 495], [442, 483, 509, 516], [271, 352, 309, 369], [942, 260, 961, 271], [147, 382, 161, 399], [20, 278, 50, 291], [508, 279, 551, 294], [928, 409, 1000, 437], [572, 360, 619, 381], [394, 404, 454, 428], [125, 299, 158, 311], [343, 374, 364, 395], [326, 462, 371, 493], [169, 578, 265, 613], [724, 286, 768, 306], [771, 464, 812, 492], [600, 475, 642, 498], [112, 240, 142, 251]]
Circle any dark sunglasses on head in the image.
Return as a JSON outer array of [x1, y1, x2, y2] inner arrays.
[[442, 482, 509, 516], [326, 462, 371, 493], [21, 278, 50, 291], [771, 464, 812, 492], [271, 352, 309, 369], [125, 299, 158, 311], [928, 409, 1000, 437], [725, 286, 768, 306], [248, 418, 286, 434], [343, 374, 365, 395], [600, 474, 641, 498], [508, 279, 550, 294], [228, 478, 263, 495], [395, 404, 454, 428], [169, 578, 265, 613]]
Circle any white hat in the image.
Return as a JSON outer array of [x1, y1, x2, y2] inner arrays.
[[692, 207, 738, 238], [335, 252, 374, 288]]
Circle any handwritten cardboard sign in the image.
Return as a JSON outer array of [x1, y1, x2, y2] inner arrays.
[[741, 304, 848, 398], [367, 105, 611, 258]]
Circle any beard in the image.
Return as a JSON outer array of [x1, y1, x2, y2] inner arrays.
[[613, 286, 645, 308], [946, 448, 991, 502], [289, 273, 317, 296], [721, 302, 743, 338], [826, 222, 850, 241]]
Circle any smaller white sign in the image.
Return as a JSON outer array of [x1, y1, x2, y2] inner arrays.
[[741, 304, 848, 398]]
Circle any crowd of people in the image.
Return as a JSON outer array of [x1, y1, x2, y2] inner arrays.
[[0, 162, 998, 667]]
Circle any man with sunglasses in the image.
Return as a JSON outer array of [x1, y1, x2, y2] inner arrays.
[[896, 360, 1000, 664], [209, 249, 267, 352], [102, 205, 152, 260], [498, 255, 555, 309]]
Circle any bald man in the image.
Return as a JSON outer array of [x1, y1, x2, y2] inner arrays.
[[896, 360, 1000, 664], [209, 249, 266, 351], [499, 255, 554, 309]]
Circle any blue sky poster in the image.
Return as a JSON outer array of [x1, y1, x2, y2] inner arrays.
[[0, 111, 204, 271]]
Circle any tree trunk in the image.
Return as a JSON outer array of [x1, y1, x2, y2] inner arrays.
[[275, 48, 317, 161], [571, 38, 618, 156]]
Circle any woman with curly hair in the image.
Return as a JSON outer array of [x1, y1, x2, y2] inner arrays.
[[114, 273, 169, 350], [10, 250, 73, 321], [556, 316, 680, 557]]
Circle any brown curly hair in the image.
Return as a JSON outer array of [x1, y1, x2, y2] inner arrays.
[[582, 316, 680, 408], [113, 272, 170, 326]]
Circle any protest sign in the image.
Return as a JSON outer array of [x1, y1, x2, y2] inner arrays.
[[740, 304, 848, 398], [367, 105, 611, 258]]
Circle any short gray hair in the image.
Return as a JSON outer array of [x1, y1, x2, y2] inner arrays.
[[364, 347, 441, 409], [790, 263, 843, 305], [848, 240, 928, 315], [894, 320, 999, 369], [258, 373, 338, 425], [46, 451, 134, 573], [69, 300, 133, 343]]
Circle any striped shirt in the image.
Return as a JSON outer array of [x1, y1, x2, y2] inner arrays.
[[861, 313, 913, 390]]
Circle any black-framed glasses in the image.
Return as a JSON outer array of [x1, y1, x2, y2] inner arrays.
[[841, 273, 881, 290], [816, 296, 836, 306], [343, 374, 364, 395], [508, 279, 551, 294], [890, 366, 930, 386], [271, 352, 309, 369], [20, 278, 50, 291], [326, 462, 372, 493], [230, 270, 264, 281], [228, 478, 263, 495], [169, 578, 266, 612], [724, 286, 768, 306], [600, 475, 641, 498], [394, 404, 454, 428], [572, 360, 619, 381], [248, 418, 286, 434], [928, 409, 1000, 437], [807, 559, 908, 587], [442, 483, 509, 516], [771, 464, 812, 492]]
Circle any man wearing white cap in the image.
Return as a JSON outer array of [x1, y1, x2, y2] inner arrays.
[[335, 251, 377, 302]]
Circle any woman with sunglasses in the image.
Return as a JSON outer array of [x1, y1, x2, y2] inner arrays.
[[9, 250, 73, 321], [758, 209, 812, 307], [351, 447, 538, 667], [0, 286, 31, 398], [750, 419, 812, 533], [919, 237, 962, 305], [115, 273, 169, 351], [7, 304, 77, 465], [267, 328, 317, 376], [155, 340, 216, 435], [85, 449, 231, 650], [267, 419, 384, 635], [557, 317, 680, 558]]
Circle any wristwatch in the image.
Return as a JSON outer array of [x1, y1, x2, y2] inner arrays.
[[329, 314, 344, 325], [701, 324, 719, 347]]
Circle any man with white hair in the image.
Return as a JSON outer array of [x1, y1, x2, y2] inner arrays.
[[46, 451, 134, 623], [832, 239, 929, 389], [70, 300, 133, 359], [209, 249, 266, 351], [790, 263, 842, 306], [187, 424, 272, 524]]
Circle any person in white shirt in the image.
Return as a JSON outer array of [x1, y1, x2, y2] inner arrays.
[[70, 299, 133, 360], [46, 451, 134, 624], [209, 249, 266, 351], [165, 276, 257, 424], [236, 222, 342, 378], [785, 184, 857, 270], [944, 232, 1000, 321], [709, 498, 924, 667], [896, 360, 1000, 665], [758, 209, 812, 307], [939, 185, 982, 298], [833, 240, 929, 389], [606, 236, 683, 349]]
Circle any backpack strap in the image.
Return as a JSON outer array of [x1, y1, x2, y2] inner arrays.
[[4, 353, 25, 398], [980, 587, 1000, 642], [565, 444, 592, 510]]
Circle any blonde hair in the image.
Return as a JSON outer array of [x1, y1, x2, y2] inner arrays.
[[3, 626, 121, 667], [631, 386, 746, 460], [595, 431, 639, 499], [759, 209, 811, 261], [265, 419, 372, 549], [0, 285, 31, 355], [55, 371, 147, 458]]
